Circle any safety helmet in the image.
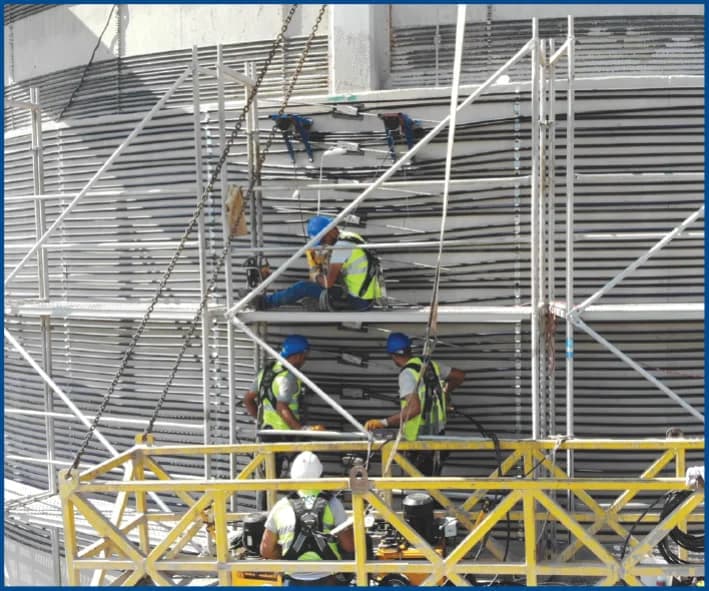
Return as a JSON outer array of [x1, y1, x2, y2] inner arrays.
[[386, 332, 412, 355], [290, 451, 323, 480], [307, 215, 335, 245], [281, 334, 310, 357]]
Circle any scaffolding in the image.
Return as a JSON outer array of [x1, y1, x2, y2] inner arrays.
[[4, 12, 705, 586]]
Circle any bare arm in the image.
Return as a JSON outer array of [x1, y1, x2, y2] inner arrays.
[[276, 401, 303, 430], [260, 528, 281, 559], [244, 390, 258, 419], [444, 368, 466, 406], [384, 392, 420, 428], [318, 262, 342, 288]]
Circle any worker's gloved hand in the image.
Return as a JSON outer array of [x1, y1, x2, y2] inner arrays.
[[364, 419, 386, 431], [303, 424, 327, 431]]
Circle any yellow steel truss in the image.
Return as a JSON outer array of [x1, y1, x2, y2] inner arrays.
[[59, 437, 704, 586]]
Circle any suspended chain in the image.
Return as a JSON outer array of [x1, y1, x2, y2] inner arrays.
[[68, 5, 300, 472], [142, 4, 328, 436]]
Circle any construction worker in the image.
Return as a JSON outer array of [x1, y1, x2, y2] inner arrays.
[[257, 215, 382, 311], [244, 334, 311, 480], [364, 332, 466, 476], [260, 451, 354, 586]]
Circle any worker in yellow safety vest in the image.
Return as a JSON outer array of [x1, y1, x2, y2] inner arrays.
[[244, 334, 311, 479], [364, 332, 466, 476], [260, 451, 354, 586], [256, 216, 383, 311]]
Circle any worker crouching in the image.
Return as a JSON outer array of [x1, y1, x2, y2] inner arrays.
[[260, 451, 354, 586], [258, 215, 384, 311]]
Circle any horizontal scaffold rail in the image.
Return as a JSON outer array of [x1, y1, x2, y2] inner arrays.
[[60, 437, 704, 586]]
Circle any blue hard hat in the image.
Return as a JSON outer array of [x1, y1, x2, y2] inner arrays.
[[281, 334, 310, 357], [386, 332, 412, 355], [307, 215, 335, 245]]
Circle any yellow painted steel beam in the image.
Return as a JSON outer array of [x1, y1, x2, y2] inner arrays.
[[143, 456, 198, 507], [352, 492, 369, 586], [523, 483, 538, 585], [364, 489, 443, 564], [421, 490, 523, 586], [144, 492, 213, 565], [622, 492, 704, 576], [163, 519, 207, 560], [233, 452, 264, 480], [78, 447, 137, 482], [460, 448, 524, 512], [133, 451, 150, 554], [211, 491, 231, 586], [79, 514, 143, 559], [556, 448, 676, 563], [69, 492, 147, 581], [533, 489, 619, 572], [59, 470, 81, 585]]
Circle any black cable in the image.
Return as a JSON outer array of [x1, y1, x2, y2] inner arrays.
[[59, 4, 118, 120], [658, 490, 704, 564], [619, 494, 664, 561]]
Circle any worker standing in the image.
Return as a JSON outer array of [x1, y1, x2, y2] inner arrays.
[[260, 451, 354, 586], [244, 334, 311, 480], [364, 332, 466, 476], [256, 215, 383, 311]]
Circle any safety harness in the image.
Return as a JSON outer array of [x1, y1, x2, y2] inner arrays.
[[283, 492, 339, 561], [339, 231, 381, 298], [257, 362, 279, 427], [402, 358, 444, 424]]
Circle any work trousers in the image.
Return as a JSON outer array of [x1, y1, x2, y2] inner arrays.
[[265, 280, 371, 310]]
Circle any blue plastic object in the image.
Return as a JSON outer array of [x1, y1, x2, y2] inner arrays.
[[307, 216, 334, 244], [281, 334, 310, 357], [386, 332, 412, 354]]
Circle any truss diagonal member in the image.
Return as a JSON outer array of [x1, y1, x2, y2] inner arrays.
[[420, 490, 523, 586], [364, 489, 443, 565], [70, 492, 147, 564], [226, 38, 534, 316], [572, 317, 704, 423], [233, 318, 367, 433], [532, 448, 638, 560], [556, 448, 676, 563], [533, 489, 620, 573], [460, 449, 524, 512], [621, 492, 704, 584], [4, 66, 193, 288], [142, 456, 198, 508], [145, 492, 214, 569], [234, 453, 266, 480], [572, 205, 704, 316]]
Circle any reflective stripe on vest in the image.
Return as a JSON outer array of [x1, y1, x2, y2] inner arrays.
[[400, 357, 446, 441], [258, 362, 301, 430]]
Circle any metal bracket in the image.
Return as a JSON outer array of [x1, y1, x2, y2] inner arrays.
[[348, 462, 370, 493]]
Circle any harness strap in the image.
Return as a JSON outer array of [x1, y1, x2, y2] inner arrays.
[[402, 359, 443, 422], [257, 362, 279, 425], [283, 492, 338, 562]]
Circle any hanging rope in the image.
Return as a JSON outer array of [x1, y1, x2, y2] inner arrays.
[[383, 6, 466, 474], [68, 5, 301, 473], [142, 4, 328, 437]]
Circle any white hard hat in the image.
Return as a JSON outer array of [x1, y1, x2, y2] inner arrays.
[[290, 451, 323, 480]]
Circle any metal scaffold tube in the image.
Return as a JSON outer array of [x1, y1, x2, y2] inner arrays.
[[530, 18, 541, 439]]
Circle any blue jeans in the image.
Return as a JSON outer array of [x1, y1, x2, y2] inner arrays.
[[265, 280, 372, 310]]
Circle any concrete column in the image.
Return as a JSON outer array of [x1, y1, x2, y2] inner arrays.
[[328, 4, 390, 94]]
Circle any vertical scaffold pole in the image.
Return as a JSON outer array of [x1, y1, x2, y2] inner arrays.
[[530, 18, 541, 439], [192, 47, 212, 480], [217, 46, 237, 491], [565, 14, 577, 521]]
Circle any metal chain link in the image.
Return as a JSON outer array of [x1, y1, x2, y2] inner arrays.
[[142, 4, 328, 436], [68, 5, 300, 472]]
